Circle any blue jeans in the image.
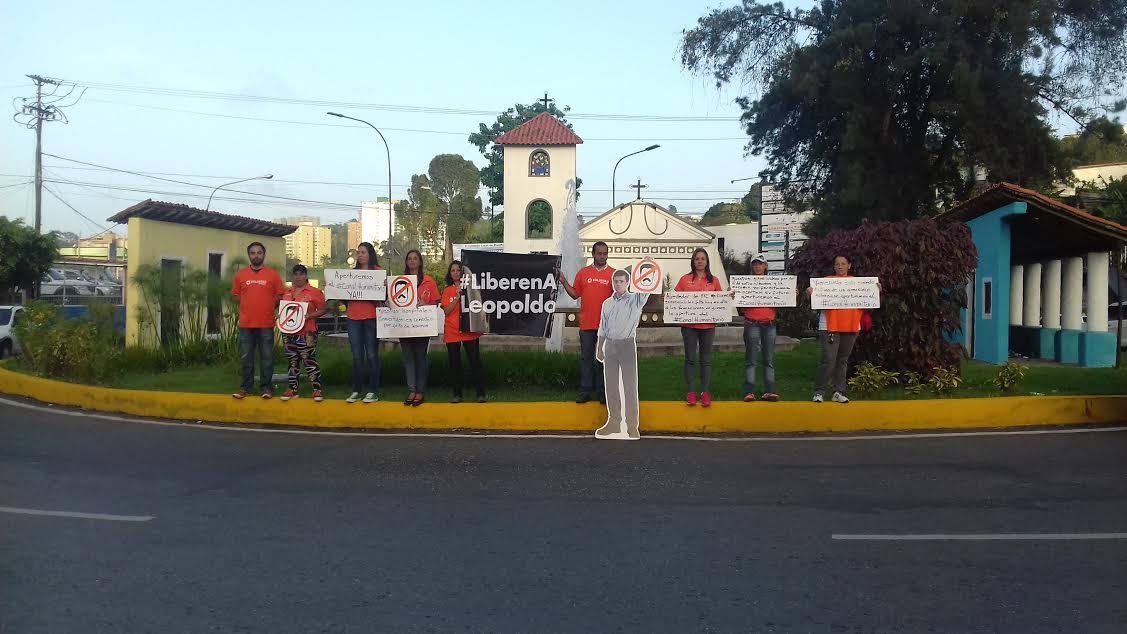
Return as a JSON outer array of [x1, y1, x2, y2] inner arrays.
[[743, 321, 776, 394], [239, 327, 274, 393], [578, 329, 604, 396], [346, 318, 380, 394], [681, 327, 716, 393]]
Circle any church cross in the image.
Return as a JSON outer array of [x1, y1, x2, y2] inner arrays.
[[539, 91, 554, 111], [632, 178, 648, 200]]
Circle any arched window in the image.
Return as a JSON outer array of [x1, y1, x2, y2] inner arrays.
[[526, 200, 553, 239], [529, 150, 550, 177]]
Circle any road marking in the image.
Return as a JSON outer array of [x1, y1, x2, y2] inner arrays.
[[0, 505, 153, 522], [0, 396, 1124, 442], [832, 533, 1127, 541]]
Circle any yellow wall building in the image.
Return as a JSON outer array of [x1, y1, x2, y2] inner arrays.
[[108, 200, 294, 347], [284, 221, 332, 266]]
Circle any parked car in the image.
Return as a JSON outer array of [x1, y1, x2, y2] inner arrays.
[[40, 268, 95, 297], [0, 305, 24, 358]]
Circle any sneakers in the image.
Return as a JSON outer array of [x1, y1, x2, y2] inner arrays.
[[575, 393, 592, 404], [700, 392, 712, 408], [686, 392, 698, 406], [451, 395, 463, 404], [232, 389, 248, 400], [280, 389, 299, 401], [831, 391, 850, 404], [762, 392, 780, 402], [261, 388, 274, 400], [743, 393, 756, 402], [477, 394, 487, 403], [312, 390, 324, 402], [362, 392, 378, 404], [812, 393, 824, 403], [345, 392, 361, 403]]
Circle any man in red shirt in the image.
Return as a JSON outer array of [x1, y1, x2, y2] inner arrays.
[[279, 264, 327, 402], [558, 241, 614, 404], [230, 242, 284, 399]]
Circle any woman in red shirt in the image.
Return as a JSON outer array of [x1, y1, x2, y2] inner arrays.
[[808, 254, 865, 403], [675, 248, 723, 407], [345, 242, 383, 404], [441, 260, 486, 403], [738, 253, 780, 402], [402, 249, 440, 406]]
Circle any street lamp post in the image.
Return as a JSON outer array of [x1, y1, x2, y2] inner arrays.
[[612, 144, 660, 207], [205, 174, 273, 212], [327, 112, 394, 253]]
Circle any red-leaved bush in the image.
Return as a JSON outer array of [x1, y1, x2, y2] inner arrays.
[[789, 219, 978, 377]]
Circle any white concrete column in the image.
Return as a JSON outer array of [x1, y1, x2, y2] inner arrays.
[[1009, 265, 1024, 326], [1086, 251, 1110, 332], [1023, 262, 1042, 327], [1041, 259, 1062, 329], [1061, 257, 1084, 330]]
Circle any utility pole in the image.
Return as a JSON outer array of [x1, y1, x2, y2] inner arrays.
[[17, 75, 71, 233]]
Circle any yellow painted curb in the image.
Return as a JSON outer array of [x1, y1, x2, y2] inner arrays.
[[0, 367, 1124, 433]]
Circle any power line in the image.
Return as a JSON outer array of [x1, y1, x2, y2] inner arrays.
[[42, 185, 110, 232]]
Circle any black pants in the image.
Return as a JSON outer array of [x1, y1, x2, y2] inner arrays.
[[446, 339, 486, 397]]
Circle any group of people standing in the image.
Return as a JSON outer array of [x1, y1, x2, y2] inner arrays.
[[229, 240, 868, 410]]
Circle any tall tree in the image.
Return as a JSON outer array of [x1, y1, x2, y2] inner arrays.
[[700, 182, 763, 226], [469, 101, 582, 208], [0, 217, 57, 299], [681, 1, 1127, 234], [393, 174, 445, 260], [1058, 117, 1127, 167], [428, 154, 484, 261]]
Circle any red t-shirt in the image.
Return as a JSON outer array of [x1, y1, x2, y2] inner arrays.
[[573, 265, 615, 331], [231, 266, 284, 328], [282, 285, 326, 335], [346, 266, 382, 321], [674, 273, 724, 330], [417, 275, 440, 306], [742, 307, 777, 322], [441, 285, 481, 344], [822, 274, 863, 333]]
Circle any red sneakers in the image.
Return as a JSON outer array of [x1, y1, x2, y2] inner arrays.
[[700, 392, 712, 407], [686, 392, 698, 406], [743, 393, 756, 402], [763, 392, 780, 402]]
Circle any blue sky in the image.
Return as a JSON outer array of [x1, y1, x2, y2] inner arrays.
[[0, 0, 782, 235]]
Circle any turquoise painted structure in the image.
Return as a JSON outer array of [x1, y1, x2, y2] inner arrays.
[[966, 202, 1027, 364], [1080, 332, 1117, 367], [1056, 330, 1081, 364]]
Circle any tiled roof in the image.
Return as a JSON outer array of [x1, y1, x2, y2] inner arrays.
[[107, 200, 297, 237], [494, 112, 584, 146], [941, 182, 1127, 240]]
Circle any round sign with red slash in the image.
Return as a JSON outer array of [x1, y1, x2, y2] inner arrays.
[[631, 259, 662, 294], [389, 275, 417, 309], [276, 301, 308, 334]]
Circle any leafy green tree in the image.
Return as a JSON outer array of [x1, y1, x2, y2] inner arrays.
[[1074, 175, 1127, 225], [469, 101, 582, 207], [681, 0, 1127, 234], [1058, 117, 1127, 167], [0, 217, 57, 300], [428, 154, 484, 261], [700, 182, 763, 225], [393, 174, 445, 259]]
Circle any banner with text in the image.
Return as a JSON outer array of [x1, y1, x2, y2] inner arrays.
[[377, 306, 440, 339], [810, 276, 880, 309], [323, 269, 387, 301], [730, 275, 797, 307], [663, 291, 734, 324], [458, 250, 560, 337]]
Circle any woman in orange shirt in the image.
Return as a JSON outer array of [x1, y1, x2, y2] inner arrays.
[[809, 254, 864, 403], [345, 242, 383, 404], [675, 248, 723, 407], [441, 260, 486, 403], [401, 249, 440, 407]]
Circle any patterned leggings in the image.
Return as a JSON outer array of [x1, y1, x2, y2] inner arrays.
[[283, 334, 322, 391]]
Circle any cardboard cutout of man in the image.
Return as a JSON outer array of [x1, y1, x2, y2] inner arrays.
[[594, 266, 650, 440]]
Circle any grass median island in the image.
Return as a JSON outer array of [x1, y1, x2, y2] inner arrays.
[[7, 340, 1124, 402]]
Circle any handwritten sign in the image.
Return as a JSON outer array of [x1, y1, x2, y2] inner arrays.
[[810, 276, 880, 309], [730, 275, 797, 307], [663, 291, 733, 324], [629, 258, 663, 294], [323, 269, 387, 301], [276, 301, 308, 334], [377, 306, 439, 338], [387, 275, 417, 309]]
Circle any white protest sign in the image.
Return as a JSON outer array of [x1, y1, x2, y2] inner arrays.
[[377, 305, 439, 338], [629, 258, 663, 294], [276, 301, 308, 334], [663, 291, 734, 324], [730, 275, 797, 307], [323, 269, 387, 301], [387, 275, 418, 309], [810, 276, 880, 309]]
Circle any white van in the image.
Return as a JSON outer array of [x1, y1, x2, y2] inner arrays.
[[0, 305, 25, 358]]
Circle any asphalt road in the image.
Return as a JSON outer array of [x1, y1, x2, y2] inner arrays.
[[2, 401, 1126, 633]]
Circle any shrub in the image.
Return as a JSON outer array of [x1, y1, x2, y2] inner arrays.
[[902, 371, 926, 395], [928, 366, 963, 394], [847, 362, 899, 395], [14, 301, 124, 383], [991, 361, 1028, 392], [789, 218, 977, 377]]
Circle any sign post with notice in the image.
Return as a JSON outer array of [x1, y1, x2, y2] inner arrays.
[[323, 269, 387, 301], [810, 277, 881, 309], [730, 275, 797, 307]]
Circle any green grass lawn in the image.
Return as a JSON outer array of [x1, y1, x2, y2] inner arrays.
[[71, 340, 1127, 402]]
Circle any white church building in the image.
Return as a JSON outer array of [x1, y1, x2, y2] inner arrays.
[[496, 112, 728, 287]]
